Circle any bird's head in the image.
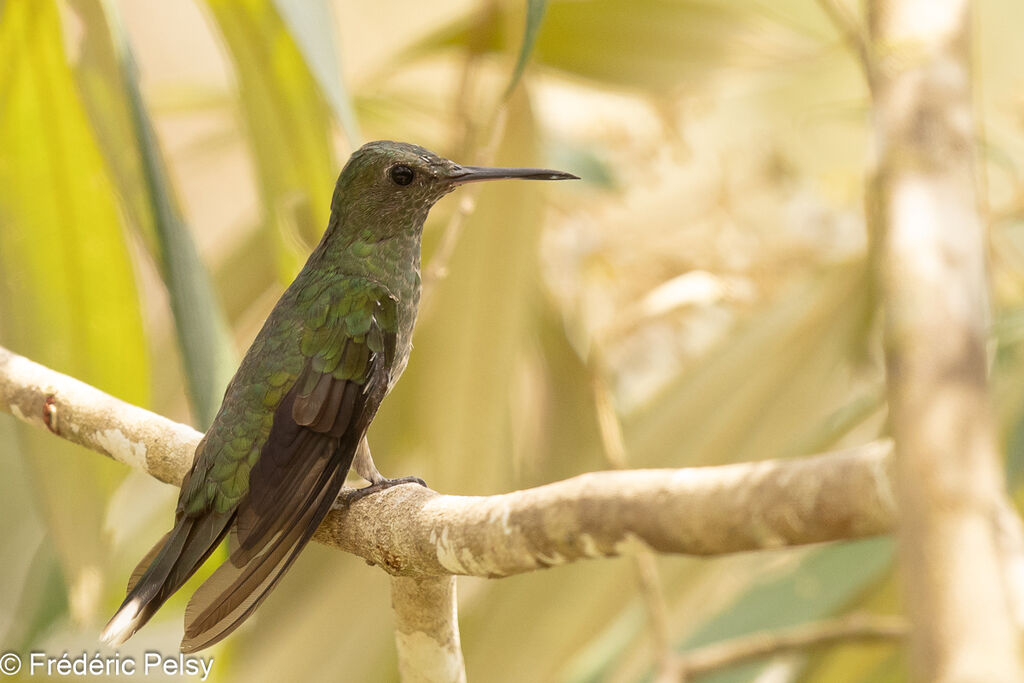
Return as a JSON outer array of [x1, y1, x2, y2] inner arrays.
[[329, 140, 577, 240]]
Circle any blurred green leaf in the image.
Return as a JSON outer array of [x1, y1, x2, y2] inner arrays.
[[519, 301, 608, 486], [206, 0, 340, 281], [70, 0, 236, 429], [460, 561, 640, 682], [682, 539, 894, 682], [62, 1, 155, 252], [0, 0, 149, 622], [994, 308, 1024, 494], [799, 571, 905, 682], [6, 538, 68, 651], [227, 544, 397, 681], [624, 263, 873, 467], [271, 0, 361, 145], [0, 415, 48, 645], [547, 139, 618, 189], [558, 599, 646, 682], [504, 0, 548, 98], [784, 386, 885, 458], [412, 0, 819, 93]]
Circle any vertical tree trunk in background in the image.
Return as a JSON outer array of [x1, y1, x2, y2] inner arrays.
[[869, 0, 1023, 679]]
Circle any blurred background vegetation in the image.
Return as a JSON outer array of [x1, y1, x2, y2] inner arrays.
[[1, 0, 1023, 681]]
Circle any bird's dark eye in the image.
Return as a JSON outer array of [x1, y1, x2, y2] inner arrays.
[[389, 165, 415, 186]]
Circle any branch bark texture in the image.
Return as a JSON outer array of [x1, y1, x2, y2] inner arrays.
[[0, 344, 897, 578], [0, 345, 198, 485], [869, 0, 1024, 679], [321, 443, 895, 577], [390, 576, 466, 683]]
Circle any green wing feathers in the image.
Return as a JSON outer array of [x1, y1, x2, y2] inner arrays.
[[103, 277, 399, 651]]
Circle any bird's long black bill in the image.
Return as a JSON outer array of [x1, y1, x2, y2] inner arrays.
[[450, 165, 579, 184]]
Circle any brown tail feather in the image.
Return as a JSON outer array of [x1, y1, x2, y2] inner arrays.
[[126, 531, 171, 594], [100, 512, 231, 647], [180, 453, 350, 652]]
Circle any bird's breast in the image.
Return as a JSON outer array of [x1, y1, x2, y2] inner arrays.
[[386, 268, 420, 390]]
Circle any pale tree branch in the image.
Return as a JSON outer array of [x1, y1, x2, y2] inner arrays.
[[321, 440, 894, 577], [0, 344, 899, 578], [0, 343, 901, 683], [670, 614, 907, 681], [869, 0, 1024, 679], [390, 576, 466, 683], [0, 345, 197, 486]]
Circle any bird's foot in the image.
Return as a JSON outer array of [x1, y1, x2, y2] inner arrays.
[[336, 476, 427, 506]]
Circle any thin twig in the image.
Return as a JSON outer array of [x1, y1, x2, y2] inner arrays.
[[670, 614, 907, 681], [420, 106, 509, 316], [815, 0, 876, 88], [589, 355, 673, 678]]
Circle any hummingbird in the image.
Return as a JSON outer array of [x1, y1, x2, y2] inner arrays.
[[100, 140, 576, 652]]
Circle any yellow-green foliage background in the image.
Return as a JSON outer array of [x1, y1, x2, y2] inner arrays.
[[1, 1, 1024, 681]]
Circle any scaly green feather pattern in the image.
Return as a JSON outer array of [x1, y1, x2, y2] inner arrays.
[[179, 275, 398, 517]]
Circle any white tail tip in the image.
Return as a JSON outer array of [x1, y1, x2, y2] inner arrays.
[[100, 597, 142, 647]]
